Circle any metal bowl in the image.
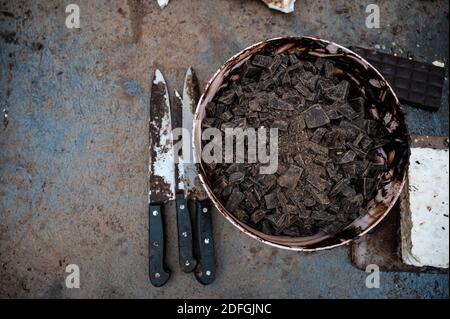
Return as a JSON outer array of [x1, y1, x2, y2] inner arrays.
[[193, 36, 410, 251]]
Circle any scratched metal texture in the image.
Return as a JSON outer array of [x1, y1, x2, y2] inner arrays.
[[0, 0, 448, 298]]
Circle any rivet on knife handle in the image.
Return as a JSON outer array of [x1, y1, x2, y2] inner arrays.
[[149, 203, 170, 287], [176, 196, 196, 273], [194, 200, 216, 285]]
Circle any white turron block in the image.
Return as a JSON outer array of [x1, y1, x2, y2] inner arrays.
[[401, 147, 449, 269]]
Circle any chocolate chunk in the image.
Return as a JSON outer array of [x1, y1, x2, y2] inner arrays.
[[338, 150, 356, 164], [249, 99, 262, 111], [298, 209, 311, 219], [311, 211, 335, 221], [229, 171, 245, 183], [326, 109, 341, 121], [329, 178, 350, 197], [293, 154, 306, 167], [294, 82, 315, 101], [259, 78, 275, 91], [313, 154, 329, 167], [272, 119, 289, 131], [251, 210, 266, 224], [226, 188, 245, 211], [202, 117, 218, 128], [341, 184, 357, 198], [252, 55, 273, 68], [268, 55, 282, 73], [261, 220, 272, 234], [219, 111, 233, 121], [346, 143, 367, 158], [277, 165, 303, 189], [267, 212, 293, 230], [221, 185, 233, 197], [311, 127, 328, 143], [289, 54, 299, 65], [269, 94, 295, 111], [306, 185, 330, 206], [276, 189, 288, 206], [282, 90, 303, 106], [290, 114, 306, 131], [260, 175, 277, 190], [360, 136, 374, 150], [336, 103, 358, 120], [264, 192, 278, 210], [242, 61, 263, 79], [307, 174, 331, 192], [244, 191, 259, 211], [324, 80, 350, 102], [281, 71, 291, 86], [287, 62, 303, 74], [217, 89, 235, 104], [303, 105, 330, 128], [234, 209, 249, 222], [302, 141, 328, 156]]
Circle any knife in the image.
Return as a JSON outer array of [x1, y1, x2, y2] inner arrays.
[[149, 69, 174, 287], [173, 89, 197, 273], [181, 67, 216, 285]]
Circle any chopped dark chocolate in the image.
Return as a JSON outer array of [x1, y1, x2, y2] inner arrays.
[[272, 119, 289, 131], [217, 89, 236, 104], [234, 209, 249, 222], [269, 93, 295, 111], [277, 165, 303, 189], [252, 55, 273, 68], [219, 111, 233, 121], [265, 192, 278, 210], [336, 103, 358, 120], [229, 171, 245, 184], [302, 140, 328, 156], [203, 51, 395, 237], [294, 82, 315, 101], [338, 150, 356, 164], [226, 188, 245, 212], [307, 185, 330, 206], [303, 104, 330, 128], [251, 210, 267, 224]]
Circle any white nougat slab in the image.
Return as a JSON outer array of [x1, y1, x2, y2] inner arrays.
[[401, 147, 449, 269]]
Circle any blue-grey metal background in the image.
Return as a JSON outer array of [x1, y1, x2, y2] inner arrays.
[[0, 0, 448, 298]]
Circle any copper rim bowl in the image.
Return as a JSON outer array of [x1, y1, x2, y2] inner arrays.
[[193, 36, 410, 251]]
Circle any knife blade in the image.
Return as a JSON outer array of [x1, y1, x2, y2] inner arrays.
[[173, 89, 196, 273], [148, 69, 174, 287], [182, 67, 216, 285]]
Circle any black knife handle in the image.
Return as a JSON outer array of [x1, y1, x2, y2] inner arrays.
[[149, 203, 170, 287], [175, 197, 196, 273], [194, 200, 216, 285]]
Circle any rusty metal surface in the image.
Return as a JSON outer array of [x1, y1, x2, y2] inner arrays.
[[0, 0, 448, 298]]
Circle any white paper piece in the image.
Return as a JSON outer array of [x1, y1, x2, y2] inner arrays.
[[156, 0, 169, 9], [261, 0, 296, 13]]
